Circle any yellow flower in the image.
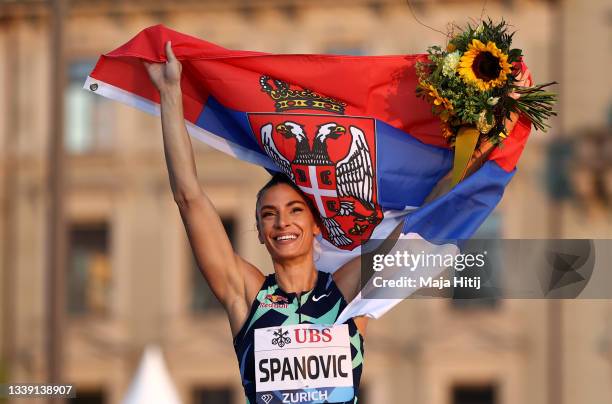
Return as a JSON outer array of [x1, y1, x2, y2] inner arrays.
[[420, 82, 454, 114], [458, 39, 512, 91], [440, 122, 455, 139]]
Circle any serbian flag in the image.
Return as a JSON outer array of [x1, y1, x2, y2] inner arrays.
[[86, 25, 532, 320]]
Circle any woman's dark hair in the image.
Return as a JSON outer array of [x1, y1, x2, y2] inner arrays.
[[255, 172, 320, 227]]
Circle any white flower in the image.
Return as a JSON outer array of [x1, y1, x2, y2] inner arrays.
[[477, 110, 496, 134], [442, 51, 461, 77], [487, 97, 500, 106]]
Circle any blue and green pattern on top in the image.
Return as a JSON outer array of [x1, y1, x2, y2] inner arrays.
[[233, 271, 364, 404]]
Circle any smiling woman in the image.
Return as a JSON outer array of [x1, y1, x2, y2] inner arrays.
[[145, 41, 367, 404], [255, 173, 321, 260]]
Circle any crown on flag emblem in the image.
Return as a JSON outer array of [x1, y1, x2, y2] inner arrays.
[[259, 76, 346, 114]]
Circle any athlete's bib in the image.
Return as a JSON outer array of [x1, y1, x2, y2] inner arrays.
[[254, 324, 355, 404]]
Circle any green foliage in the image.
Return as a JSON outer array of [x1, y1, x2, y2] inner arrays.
[[449, 19, 515, 54], [512, 83, 558, 131]]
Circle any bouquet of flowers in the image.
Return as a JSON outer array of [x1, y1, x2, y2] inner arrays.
[[416, 19, 557, 185]]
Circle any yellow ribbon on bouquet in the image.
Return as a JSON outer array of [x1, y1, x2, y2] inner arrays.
[[451, 126, 480, 187]]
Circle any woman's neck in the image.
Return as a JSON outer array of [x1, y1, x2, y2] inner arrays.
[[273, 259, 318, 294]]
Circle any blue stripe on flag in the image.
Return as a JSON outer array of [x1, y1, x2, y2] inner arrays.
[[401, 160, 515, 241], [375, 120, 452, 209], [195, 95, 263, 153]]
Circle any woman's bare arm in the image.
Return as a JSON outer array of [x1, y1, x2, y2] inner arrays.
[[145, 42, 264, 333]]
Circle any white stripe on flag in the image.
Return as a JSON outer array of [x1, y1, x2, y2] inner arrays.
[[83, 76, 277, 171]]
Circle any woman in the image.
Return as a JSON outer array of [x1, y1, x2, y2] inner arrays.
[[145, 41, 366, 404]]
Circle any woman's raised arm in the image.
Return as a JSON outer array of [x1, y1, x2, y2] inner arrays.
[[144, 42, 264, 333]]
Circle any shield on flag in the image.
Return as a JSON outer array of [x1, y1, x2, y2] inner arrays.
[[248, 113, 383, 250]]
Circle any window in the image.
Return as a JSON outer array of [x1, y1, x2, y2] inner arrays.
[[453, 385, 497, 404], [67, 223, 111, 315], [193, 387, 233, 404], [69, 390, 106, 404], [191, 217, 236, 313], [65, 60, 115, 154]]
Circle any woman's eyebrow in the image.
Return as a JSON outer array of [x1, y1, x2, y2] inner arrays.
[[286, 200, 306, 207], [260, 200, 305, 211]]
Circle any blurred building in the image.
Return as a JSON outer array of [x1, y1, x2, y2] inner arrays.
[[0, 0, 611, 403]]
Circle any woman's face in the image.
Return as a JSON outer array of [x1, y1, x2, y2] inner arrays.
[[257, 183, 321, 262]]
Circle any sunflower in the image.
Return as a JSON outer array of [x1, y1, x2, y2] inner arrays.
[[458, 39, 512, 91]]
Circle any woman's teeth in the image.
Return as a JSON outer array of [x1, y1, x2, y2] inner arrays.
[[276, 234, 297, 241]]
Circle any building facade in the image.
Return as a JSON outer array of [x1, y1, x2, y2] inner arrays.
[[0, 0, 611, 403]]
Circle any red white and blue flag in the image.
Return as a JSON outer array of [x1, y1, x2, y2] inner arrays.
[[86, 25, 532, 320]]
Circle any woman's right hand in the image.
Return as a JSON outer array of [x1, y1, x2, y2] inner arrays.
[[144, 41, 182, 93]]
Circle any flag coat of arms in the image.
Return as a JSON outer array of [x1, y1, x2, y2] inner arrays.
[[86, 25, 533, 321]]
